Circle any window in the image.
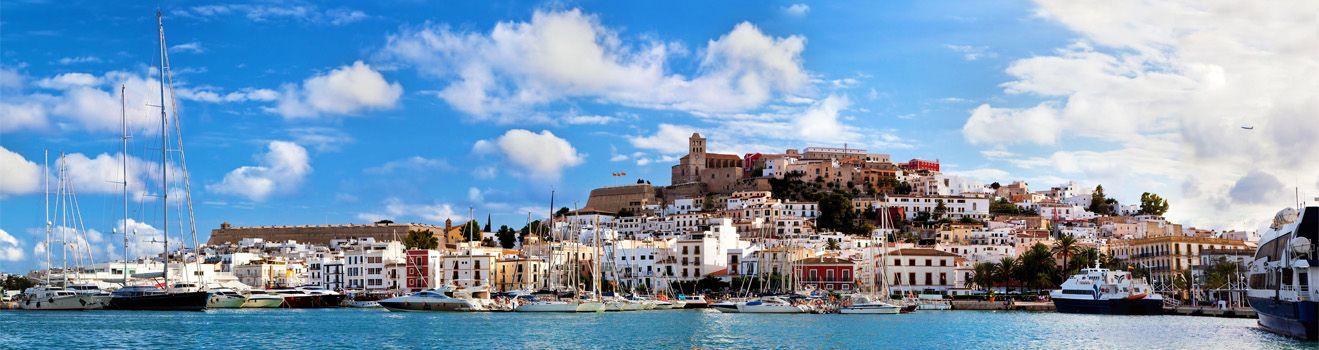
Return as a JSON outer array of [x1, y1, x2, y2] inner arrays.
[[894, 259, 901, 266], [925, 272, 933, 285], [894, 273, 902, 285], [925, 259, 932, 266], [908, 272, 916, 285], [940, 259, 947, 267], [826, 270, 835, 281], [939, 273, 947, 286], [909, 259, 916, 266]]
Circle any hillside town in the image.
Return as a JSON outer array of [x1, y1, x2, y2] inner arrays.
[[4, 133, 1257, 307]]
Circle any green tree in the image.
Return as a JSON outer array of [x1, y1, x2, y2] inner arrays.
[[1051, 234, 1079, 278], [817, 193, 857, 233], [990, 182, 1002, 190], [461, 220, 482, 242], [932, 200, 948, 220], [990, 198, 1022, 215], [1202, 257, 1243, 289], [1069, 247, 1101, 274], [996, 257, 1018, 293], [617, 208, 635, 217], [1089, 185, 1112, 215], [972, 262, 997, 291], [555, 207, 570, 217], [825, 238, 840, 250], [894, 181, 913, 195], [402, 229, 439, 250], [2, 275, 35, 291], [496, 225, 518, 249], [1139, 192, 1170, 216], [1017, 243, 1058, 292]]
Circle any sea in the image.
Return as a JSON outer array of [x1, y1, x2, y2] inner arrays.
[[0, 309, 1310, 349]]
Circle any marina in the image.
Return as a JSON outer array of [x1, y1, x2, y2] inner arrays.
[[0, 308, 1309, 349]]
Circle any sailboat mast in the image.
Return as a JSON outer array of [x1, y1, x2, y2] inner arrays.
[[156, 10, 170, 289], [59, 153, 68, 287], [120, 85, 130, 286], [43, 150, 50, 286]]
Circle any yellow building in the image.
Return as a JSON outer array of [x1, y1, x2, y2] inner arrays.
[[1108, 235, 1251, 283], [494, 257, 546, 292]]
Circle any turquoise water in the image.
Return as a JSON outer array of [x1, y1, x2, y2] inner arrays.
[[1, 309, 1310, 349]]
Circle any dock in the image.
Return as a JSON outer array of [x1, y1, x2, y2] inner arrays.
[[1164, 306, 1257, 318], [951, 300, 1056, 311]]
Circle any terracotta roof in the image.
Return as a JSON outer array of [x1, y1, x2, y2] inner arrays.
[[890, 248, 960, 257], [707, 153, 742, 160], [795, 257, 854, 264]]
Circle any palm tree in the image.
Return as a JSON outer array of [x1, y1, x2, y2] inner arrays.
[[972, 262, 997, 292], [1051, 234, 1079, 277], [996, 257, 1018, 294]]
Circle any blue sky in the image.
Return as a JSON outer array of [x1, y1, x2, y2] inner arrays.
[[3, 1, 1317, 272]]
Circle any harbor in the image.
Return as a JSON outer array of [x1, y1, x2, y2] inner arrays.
[[0, 308, 1308, 349]]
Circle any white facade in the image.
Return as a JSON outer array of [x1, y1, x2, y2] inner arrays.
[[884, 195, 990, 220], [343, 239, 404, 291], [663, 219, 749, 280], [781, 201, 819, 218]]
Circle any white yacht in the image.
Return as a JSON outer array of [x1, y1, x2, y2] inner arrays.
[[736, 296, 808, 313], [380, 289, 483, 312], [17, 286, 105, 310], [1247, 206, 1317, 340], [838, 294, 901, 314], [1049, 264, 1163, 315], [711, 299, 741, 313], [206, 288, 247, 309], [240, 290, 284, 308]]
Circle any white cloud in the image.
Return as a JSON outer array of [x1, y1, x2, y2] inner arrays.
[[3, 70, 176, 133], [563, 114, 619, 125], [964, 1, 1319, 228], [356, 197, 464, 223], [380, 9, 807, 122], [169, 42, 205, 54], [274, 61, 402, 119], [476, 129, 584, 181], [629, 124, 697, 155], [947, 168, 1011, 184], [287, 127, 354, 152], [782, 4, 810, 17], [0, 147, 43, 196], [178, 87, 279, 103], [467, 187, 484, 202], [962, 103, 1060, 145], [208, 141, 312, 201], [56, 56, 101, 65], [56, 152, 162, 198], [795, 95, 855, 142], [114, 218, 164, 259], [172, 5, 367, 26], [364, 156, 452, 174], [943, 44, 996, 61], [0, 229, 24, 262]]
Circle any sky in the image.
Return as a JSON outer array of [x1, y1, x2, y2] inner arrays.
[[2, 1, 1316, 273]]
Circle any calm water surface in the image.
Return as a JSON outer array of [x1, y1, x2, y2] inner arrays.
[[1, 309, 1310, 349]]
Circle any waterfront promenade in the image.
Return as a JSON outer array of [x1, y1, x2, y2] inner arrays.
[[2, 309, 1308, 349]]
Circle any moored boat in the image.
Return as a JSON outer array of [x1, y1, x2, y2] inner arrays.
[[206, 288, 247, 309], [838, 294, 901, 314], [1247, 206, 1318, 340], [380, 290, 481, 312], [1049, 265, 1163, 315], [736, 296, 808, 313], [107, 286, 209, 311], [17, 286, 105, 311], [677, 294, 709, 308], [240, 291, 284, 308]]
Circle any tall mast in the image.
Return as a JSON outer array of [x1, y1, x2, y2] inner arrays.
[[156, 10, 170, 289], [59, 153, 68, 287], [43, 150, 50, 286], [120, 84, 130, 286]]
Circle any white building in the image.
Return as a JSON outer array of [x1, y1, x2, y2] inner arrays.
[[884, 195, 990, 221], [781, 201, 819, 218], [887, 248, 965, 294], [662, 219, 749, 280], [342, 239, 405, 291]]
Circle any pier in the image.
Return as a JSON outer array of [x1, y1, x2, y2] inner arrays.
[[1164, 306, 1257, 318], [951, 300, 1056, 311]]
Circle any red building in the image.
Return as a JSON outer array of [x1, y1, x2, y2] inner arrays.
[[743, 153, 765, 177], [405, 249, 440, 292], [793, 257, 856, 292], [903, 159, 940, 172]]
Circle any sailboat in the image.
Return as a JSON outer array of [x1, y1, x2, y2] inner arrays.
[[840, 202, 902, 314], [515, 211, 605, 312], [106, 11, 209, 311], [18, 152, 108, 311]]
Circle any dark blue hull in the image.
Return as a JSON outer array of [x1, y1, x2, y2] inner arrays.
[[1248, 297, 1318, 340], [1054, 297, 1163, 315]]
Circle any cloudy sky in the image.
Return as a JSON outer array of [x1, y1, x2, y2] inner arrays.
[[1, 1, 1316, 272]]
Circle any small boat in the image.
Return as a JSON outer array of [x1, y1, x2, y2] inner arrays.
[[677, 294, 709, 308], [17, 286, 105, 310], [838, 294, 901, 314], [915, 295, 952, 310], [67, 283, 112, 309], [240, 291, 284, 308], [1049, 264, 1164, 315], [736, 296, 808, 313], [380, 289, 482, 312], [206, 288, 247, 309], [711, 300, 740, 313], [107, 286, 209, 311], [514, 296, 606, 312]]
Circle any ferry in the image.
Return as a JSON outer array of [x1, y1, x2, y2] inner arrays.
[[1247, 206, 1317, 340], [1050, 264, 1163, 315]]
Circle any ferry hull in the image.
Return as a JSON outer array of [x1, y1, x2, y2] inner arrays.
[[107, 291, 210, 311], [1248, 297, 1318, 340], [1053, 298, 1163, 315], [379, 300, 474, 312]]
